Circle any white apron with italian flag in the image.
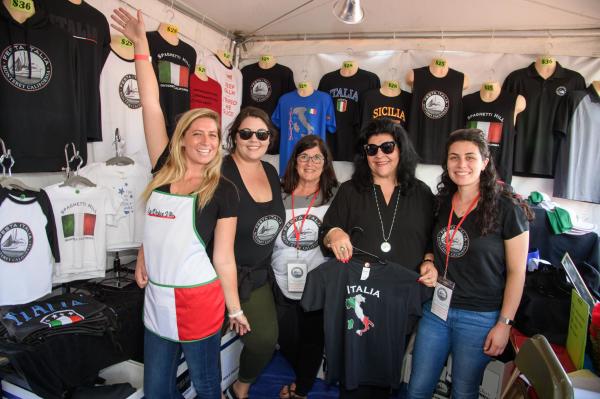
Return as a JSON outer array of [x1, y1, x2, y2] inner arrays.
[[143, 190, 224, 342]]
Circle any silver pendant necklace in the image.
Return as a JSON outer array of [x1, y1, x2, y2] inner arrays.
[[373, 184, 400, 253]]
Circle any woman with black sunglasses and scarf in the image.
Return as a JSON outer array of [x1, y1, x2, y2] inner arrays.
[[319, 117, 437, 397], [223, 106, 285, 399]]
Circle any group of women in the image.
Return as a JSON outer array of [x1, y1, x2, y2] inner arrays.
[[111, 8, 532, 399]]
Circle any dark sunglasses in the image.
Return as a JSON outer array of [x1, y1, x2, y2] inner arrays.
[[364, 141, 396, 156], [238, 128, 270, 141]]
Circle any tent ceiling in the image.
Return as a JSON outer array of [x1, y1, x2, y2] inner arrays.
[[177, 0, 600, 39]]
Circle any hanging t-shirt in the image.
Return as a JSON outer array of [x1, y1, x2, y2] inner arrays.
[[88, 50, 150, 169], [189, 73, 222, 117], [221, 156, 285, 300], [502, 62, 585, 177], [408, 66, 465, 165], [79, 162, 152, 250], [360, 88, 411, 131], [301, 259, 430, 390], [0, 189, 60, 306], [147, 31, 196, 138], [42, 0, 110, 142], [271, 190, 336, 300], [0, 2, 83, 173], [44, 183, 121, 283], [432, 195, 528, 311], [241, 62, 296, 155], [205, 55, 243, 138], [553, 85, 600, 203], [463, 90, 519, 184], [318, 69, 380, 161], [271, 90, 336, 174]]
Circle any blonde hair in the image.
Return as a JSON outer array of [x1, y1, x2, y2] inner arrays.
[[143, 108, 223, 209]]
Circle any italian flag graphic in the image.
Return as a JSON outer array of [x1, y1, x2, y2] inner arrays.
[[42, 311, 84, 328], [158, 61, 190, 88], [61, 213, 96, 238], [467, 121, 503, 144], [336, 99, 348, 112], [309, 108, 317, 115]]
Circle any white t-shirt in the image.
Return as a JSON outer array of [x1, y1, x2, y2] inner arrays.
[[205, 55, 242, 142], [45, 183, 121, 283], [79, 162, 151, 250], [87, 50, 151, 170], [0, 190, 59, 305]]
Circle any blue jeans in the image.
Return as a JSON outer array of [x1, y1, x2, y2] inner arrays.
[[144, 328, 221, 399], [407, 301, 499, 399]]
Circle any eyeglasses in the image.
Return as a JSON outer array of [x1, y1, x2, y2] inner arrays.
[[297, 153, 325, 164], [364, 141, 396, 156], [237, 128, 271, 141]]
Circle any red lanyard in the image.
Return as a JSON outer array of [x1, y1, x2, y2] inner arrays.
[[444, 193, 480, 278], [291, 189, 319, 250]]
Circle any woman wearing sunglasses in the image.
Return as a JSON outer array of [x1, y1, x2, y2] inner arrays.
[[110, 9, 249, 399], [223, 106, 286, 399], [320, 118, 437, 397], [271, 135, 338, 399]]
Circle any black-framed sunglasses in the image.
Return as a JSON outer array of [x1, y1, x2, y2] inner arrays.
[[364, 141, 396, 156], [237, 128, 271, 141]]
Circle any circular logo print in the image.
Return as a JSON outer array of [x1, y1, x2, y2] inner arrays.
[[556, 86, 567, 96], [253, 215, 283, 245], [436, 225, 469, 258], [1, 44, 52, 91], [250, 78, 272, 102], [436, 286, 448, 301], [0, 222, 33, 263], [291, 267, 304, 278], [422, 90, 449, 119], [281, 214, 321, 250], [119, 74, 141, 109]]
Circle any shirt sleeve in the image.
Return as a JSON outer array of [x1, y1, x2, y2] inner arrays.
[[502, 71, 520, 94], [151, 146, 170, 174], [271, 98, 282, 128], [325, 94, 337, 133], [39, 190, 61, 263], [217, 178, 240, 219], [553, 92, 576, 136], [300, 266, 326, 311], [285, 67, 296, 93], [501, 198, 529, 240], [320, 183, 352, 254]]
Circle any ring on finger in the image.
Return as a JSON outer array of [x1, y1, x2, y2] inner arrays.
[[340, 246, 346, 252]]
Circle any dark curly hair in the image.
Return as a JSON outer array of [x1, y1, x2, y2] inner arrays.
[[226, 106, 279, 153], [351, 118, 419, 195], [437, 129, 533, 235], [281, 135, 338, 205]]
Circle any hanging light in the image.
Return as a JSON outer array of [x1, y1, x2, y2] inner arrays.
[[332, 0, 364, 24]]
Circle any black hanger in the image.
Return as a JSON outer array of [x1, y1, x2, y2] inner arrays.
[[350, 226, 387, 265]]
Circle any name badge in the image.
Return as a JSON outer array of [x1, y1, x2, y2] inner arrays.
[[431, 276, 455, 321], [287, 261, 307, 292]]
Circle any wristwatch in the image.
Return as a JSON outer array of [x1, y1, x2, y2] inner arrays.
[[498, 316, 515, 326]]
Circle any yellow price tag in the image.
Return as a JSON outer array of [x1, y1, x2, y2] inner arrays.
[[387, 81, 399, 89], [343, 61, 354, 69], [166, 24, 178, 34], [298, 82, 308, 89], [484, 84, 494, 91], [120, 38, 134, 48], [10, 0, 34, 13], [261, 55, 272, 62], [196, 65, 206, 74], [541, 57, 554, 65], [223, 51, 232, 60], [434, 59, 446, 67]]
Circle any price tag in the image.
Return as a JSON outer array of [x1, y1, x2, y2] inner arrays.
[[260, 55, 272, 62], [298, 82, 308, 89], [434, 58, 446, 67], [541, 57, 554, 65], [387, 81, 399, 89], [120, 38, 133, 48], [223, 51, 232, 60], [343, 61, 354, 68], [484, 84, 494, 91], [10, 0, 35, 13], [196, 65, 206, 74], [166, 24, 178, 34]]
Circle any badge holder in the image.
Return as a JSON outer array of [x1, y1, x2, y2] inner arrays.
[[287, 258, 307, 292], [431, 276, 455, 321]]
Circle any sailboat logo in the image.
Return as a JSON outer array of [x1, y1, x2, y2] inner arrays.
[[1, 44, 52, 92], [119, 74, 141, 109], [0, 223, 33, 263]]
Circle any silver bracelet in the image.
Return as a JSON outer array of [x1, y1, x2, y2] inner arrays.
[[228, 309, 244, 318]]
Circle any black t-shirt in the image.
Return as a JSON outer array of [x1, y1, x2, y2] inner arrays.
[[432, 195, 529, 311], [221, 156, 285, 294], [463, 90, 519, 184], [241, 62, 296, 155], [301, 259, 430, 389], [321, 180, 434, 271], [360, 88, 411, 131], [42, 0, 110, 142], [408, 66, 465, 165], [318, 69, 380, 161], [147, 31, 196, 137], [502, 62, 585, 177]]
